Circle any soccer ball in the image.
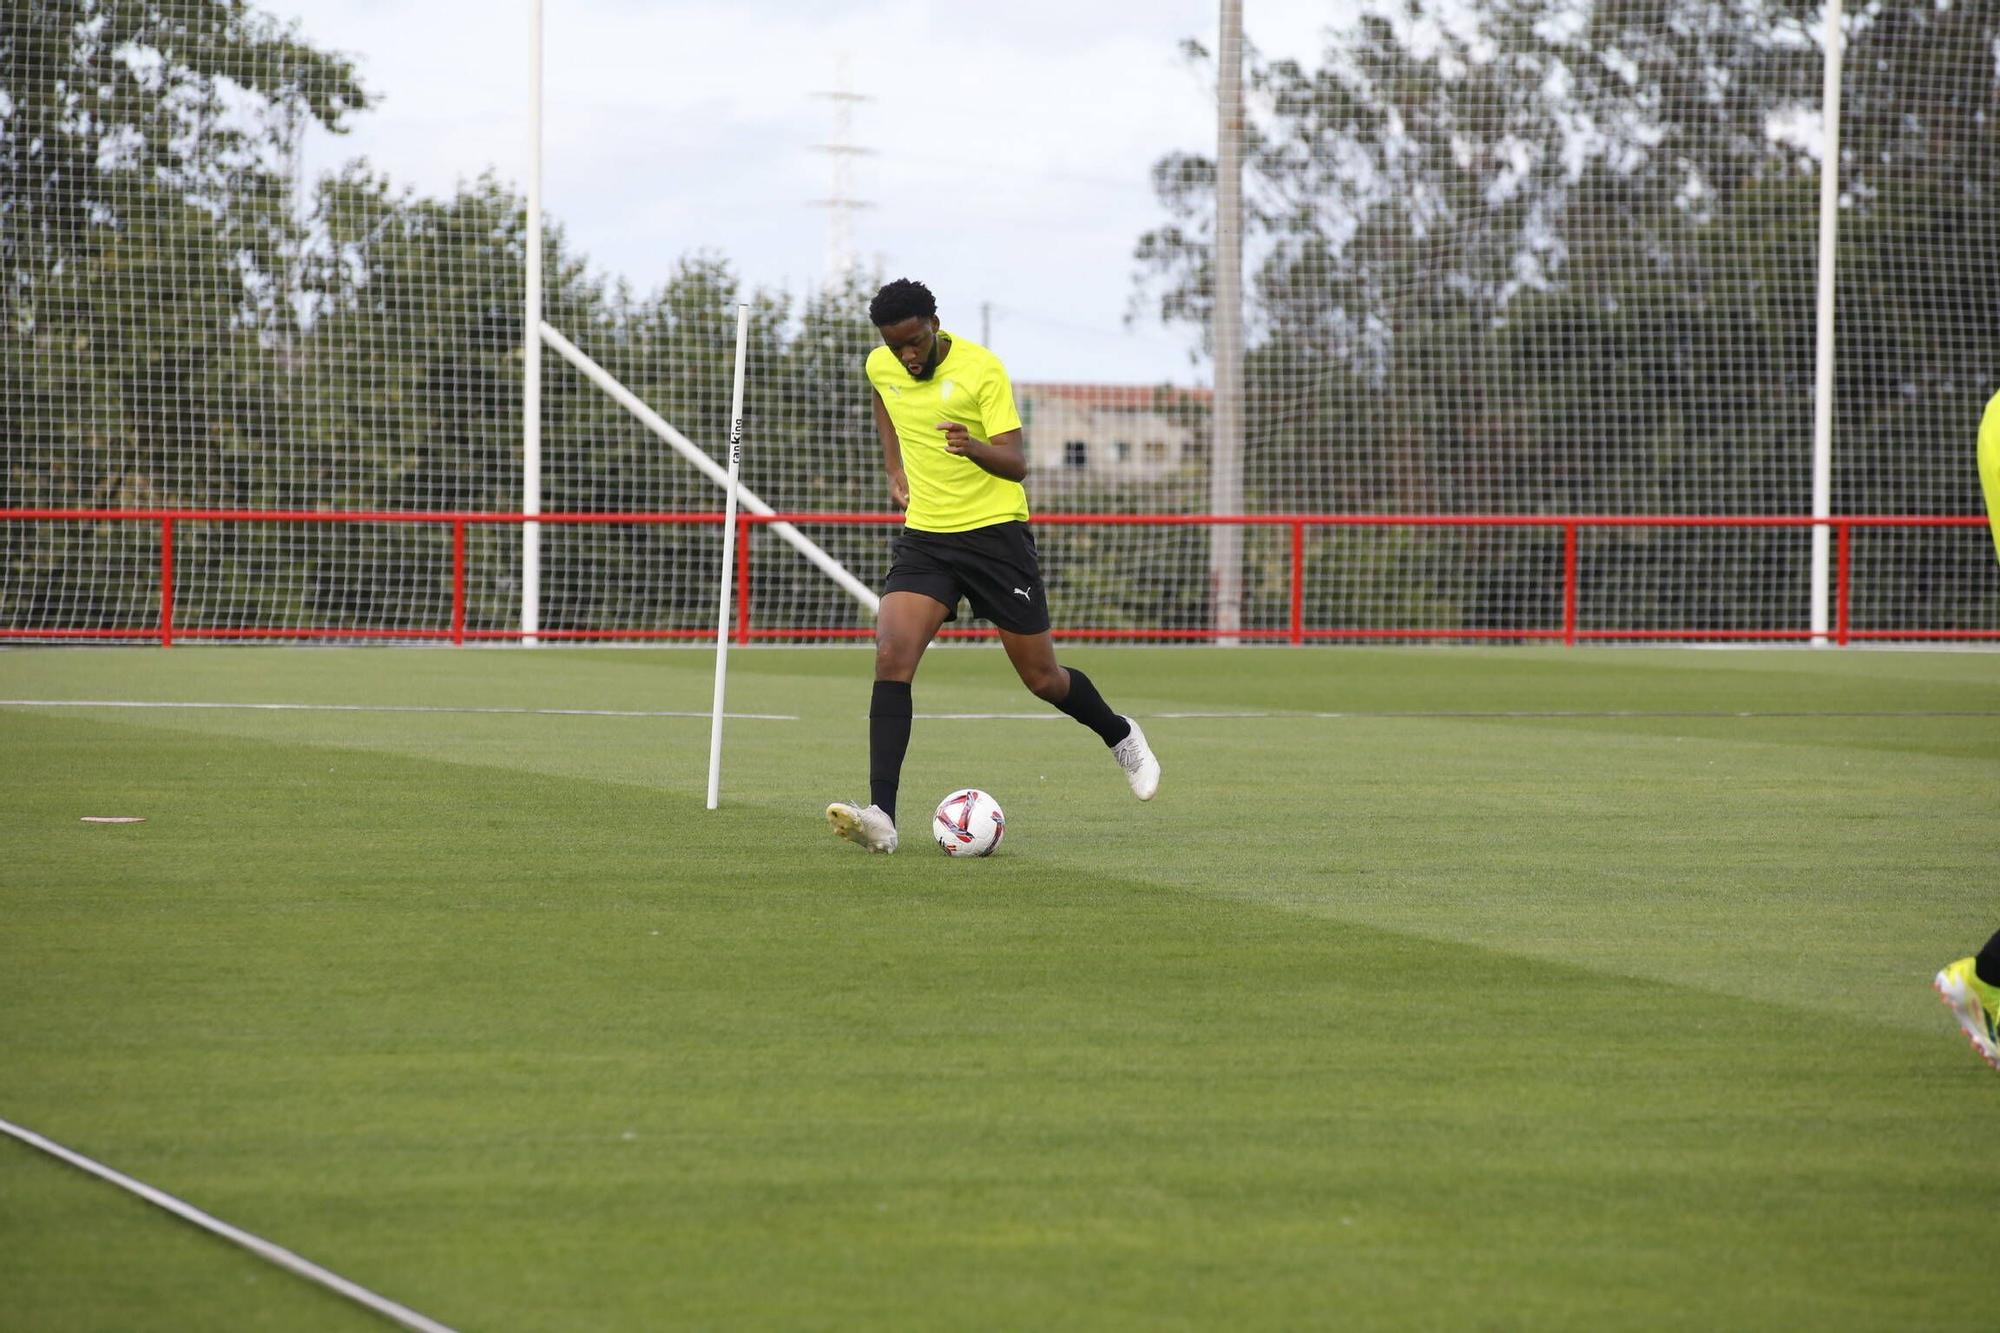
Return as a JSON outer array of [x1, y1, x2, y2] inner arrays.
[[932, 788, 1005, 857]]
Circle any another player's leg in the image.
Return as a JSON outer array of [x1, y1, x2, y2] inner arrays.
[[1935, 931, 2000, 1073], [999, 629, 1161, 800], [1930, 408, 2000, 1059], [828, 590, 950, 853]]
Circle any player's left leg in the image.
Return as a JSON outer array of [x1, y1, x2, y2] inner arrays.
[[997, 629, 1161, 801]]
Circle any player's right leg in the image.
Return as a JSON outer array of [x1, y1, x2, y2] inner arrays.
[[997, 627, 1161, 801], [827, 589, 950, 854], [1935, 930, 2000, 1072]]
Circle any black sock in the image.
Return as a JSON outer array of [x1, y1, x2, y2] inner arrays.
[[1976, 931, 2000, 988], [869, 679, 913, 820], [1052, 666, 1131, 747]]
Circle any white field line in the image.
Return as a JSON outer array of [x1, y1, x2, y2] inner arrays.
[[1208, 704, 2000, 716], [0, 1115, 457, 1333], [0, 699, 797, 721], [6, 701, 1987, 723], [913, 709, 2000, 720], [1146, 709, 2000, 719]]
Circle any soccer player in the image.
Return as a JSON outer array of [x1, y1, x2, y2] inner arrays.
[[1935, 934, 2000, 1073], [825, 278, 1161, 854], [1931, 393, 2000, 1070]]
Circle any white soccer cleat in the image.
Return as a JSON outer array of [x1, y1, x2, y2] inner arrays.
[[1111, 716, 1161, 801], [826, 801, 898, 854]]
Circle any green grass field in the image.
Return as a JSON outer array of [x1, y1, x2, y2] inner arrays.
[[2, 645, 1997, 1330]]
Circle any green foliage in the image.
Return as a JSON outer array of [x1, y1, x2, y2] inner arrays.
[[5, 0, 1995, 639], [1, 0, 370, 323], [0, 0, 901, 635], [1138, 0, 2000, 632]]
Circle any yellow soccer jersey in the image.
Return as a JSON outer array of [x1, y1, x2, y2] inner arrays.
[[866, 332, 1029, 533], [1981, 386, 2000, 562]]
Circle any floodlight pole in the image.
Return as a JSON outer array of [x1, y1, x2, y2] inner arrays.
[[1809, 0, 1842, 646], [522, 0, 544, 646], [1210, 0, 1246, 645]]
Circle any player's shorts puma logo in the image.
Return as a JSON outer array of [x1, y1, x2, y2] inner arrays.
[[1012, 586, 1033, 600]]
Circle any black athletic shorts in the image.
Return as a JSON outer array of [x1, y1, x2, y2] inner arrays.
[[884, 521, 1052, 635]]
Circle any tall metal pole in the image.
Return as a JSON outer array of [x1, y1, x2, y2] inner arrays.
[[1810, 0, 1842, 645], [1211, 0, 1246, 644], [522, 0, 544, 645]]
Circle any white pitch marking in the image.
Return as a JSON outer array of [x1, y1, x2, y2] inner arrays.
[[1240, 704, 1992, 716], [0, 1115, 458, 1333], [18, 701, 1975, 723], [913, 709, 2000, 721], [1149, 709, 2000, 720], [0, 699, 797, 721]]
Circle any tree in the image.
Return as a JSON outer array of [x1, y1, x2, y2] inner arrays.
[[2, 0, 368, 326], [1, 0, 368, 627], [1138, 0, 1822, 372], [1134, 0, 1999, 630]]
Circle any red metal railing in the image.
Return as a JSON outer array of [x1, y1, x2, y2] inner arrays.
[[0, 508, 1991, 645]]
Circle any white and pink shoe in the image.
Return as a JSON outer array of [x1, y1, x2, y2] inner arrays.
[[1111, 717, 1161, 801]]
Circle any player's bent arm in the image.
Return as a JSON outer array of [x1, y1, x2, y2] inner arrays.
[[871, 389, 910, 509], [939, 424, 1028, 483]]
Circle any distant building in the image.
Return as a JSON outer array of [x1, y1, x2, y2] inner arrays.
[[1015, 383, 1213, 483]]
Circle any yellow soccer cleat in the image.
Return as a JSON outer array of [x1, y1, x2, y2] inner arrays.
[[1933, 958, 2000, 1073], [826, 801, 898, 854]]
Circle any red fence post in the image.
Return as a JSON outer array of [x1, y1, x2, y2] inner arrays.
[[1835, 521, 1852, 647], [159, 517, 175, 648], [451, 519, 467, 646], [1562, 522, 1578, 647], [734, 515, 753, 646], [1289, 521, 1305, 646]]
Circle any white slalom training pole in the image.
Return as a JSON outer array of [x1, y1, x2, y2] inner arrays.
[[707, 303, 751, 810]]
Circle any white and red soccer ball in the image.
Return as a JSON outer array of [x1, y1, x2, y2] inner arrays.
[[932, 788, 1005, 857]]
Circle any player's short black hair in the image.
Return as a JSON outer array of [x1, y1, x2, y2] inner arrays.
[[868, 278, 937, 327]]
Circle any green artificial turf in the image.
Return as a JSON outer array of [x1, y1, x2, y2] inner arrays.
[[1, 646, 1996, 1330]]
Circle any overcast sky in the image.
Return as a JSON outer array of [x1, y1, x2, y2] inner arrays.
[[271, 1, 1346, 386]]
